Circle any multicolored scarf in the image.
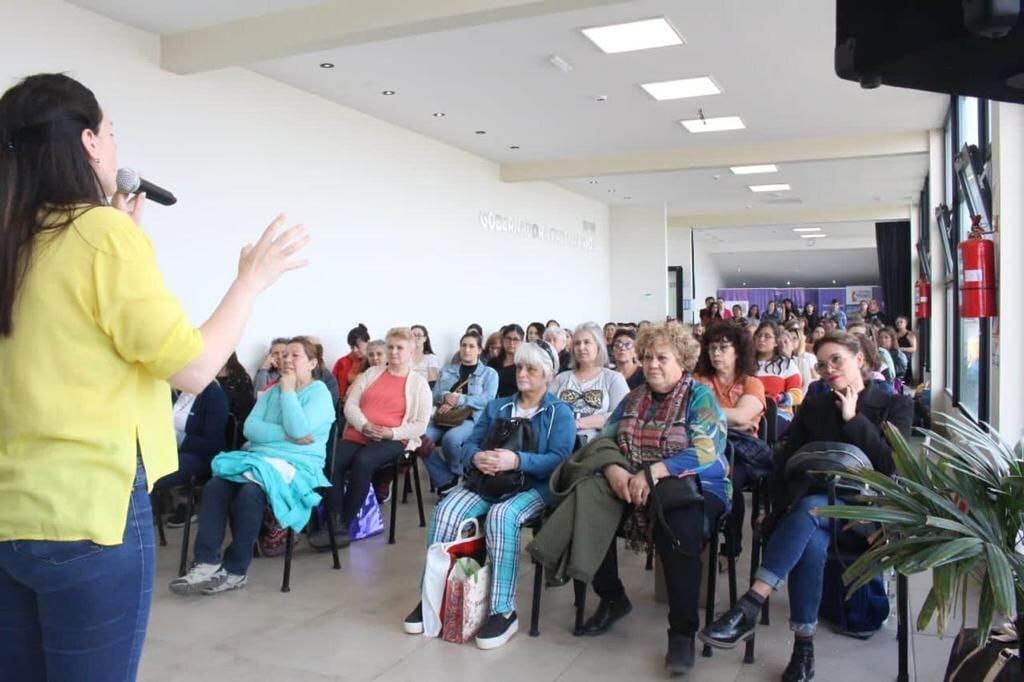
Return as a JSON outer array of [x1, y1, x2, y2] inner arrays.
[[616, 376, 694, 469]]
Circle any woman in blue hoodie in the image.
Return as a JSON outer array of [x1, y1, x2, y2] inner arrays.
[[169, 337, 335, 596], [403, 341, 575, 650]]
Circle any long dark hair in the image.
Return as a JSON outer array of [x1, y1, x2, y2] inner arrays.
[[694, 320, 757, 378], [220, 351, 249, 380], [491, 323, 525, 367], [0, 74, 106, 336], [754, 319, 790, 374], [411, 324, 434, 355], [346, 323, 369, 347]]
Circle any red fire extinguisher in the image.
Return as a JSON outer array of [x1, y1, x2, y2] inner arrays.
[[914, 279, 930, 319], [958, 216, 996, 319]]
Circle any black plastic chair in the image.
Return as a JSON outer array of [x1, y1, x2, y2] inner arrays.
[[524, 514, 547, 637], [386, 450, 426, 544]]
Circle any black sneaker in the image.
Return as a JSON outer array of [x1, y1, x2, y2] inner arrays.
[[436, 478, 459, 499], [165, 503, 196, 529], [475, 611, 518, 650], [403, 603, 424, 635]]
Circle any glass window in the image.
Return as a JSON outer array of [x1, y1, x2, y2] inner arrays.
[[958, 96, 980, 149], [945, 286, 954, 391], [959, 317, 981, 417]]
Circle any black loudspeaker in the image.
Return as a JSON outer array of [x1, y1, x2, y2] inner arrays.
[[835, 0, 1024, 104]]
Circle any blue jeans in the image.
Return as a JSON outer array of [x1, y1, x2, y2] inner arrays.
[[423, 420, 475, 488], [0, 457, 154, 682], [755, 494, 835, 635], [192, 477, 267, 575]]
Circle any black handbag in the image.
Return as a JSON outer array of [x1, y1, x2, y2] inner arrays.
[[944, 625, 1022, 681], [645, 467, 704, 554], [463, 417, 536, 503], [783, 441, 875, 500]]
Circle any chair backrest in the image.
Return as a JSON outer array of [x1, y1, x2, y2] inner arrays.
[[323, 419, 339, 477], [764, 397, 779, 445], [224, 413, 240, 450]]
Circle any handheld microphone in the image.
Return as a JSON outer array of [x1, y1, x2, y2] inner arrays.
[[115, 168, 177, 206]]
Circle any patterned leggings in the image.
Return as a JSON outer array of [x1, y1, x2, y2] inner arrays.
[[424, 486, 545, 615]]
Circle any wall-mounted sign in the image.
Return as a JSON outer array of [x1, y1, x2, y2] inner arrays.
[[479, 211, 596, 251]]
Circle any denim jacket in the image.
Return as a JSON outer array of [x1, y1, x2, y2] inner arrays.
[[432, 363, 499, 420]]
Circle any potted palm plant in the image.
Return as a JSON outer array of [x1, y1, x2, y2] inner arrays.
[[815, 411, 1024, 677]]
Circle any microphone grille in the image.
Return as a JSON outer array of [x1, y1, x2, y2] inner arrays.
[[115, 167, 140, 194]]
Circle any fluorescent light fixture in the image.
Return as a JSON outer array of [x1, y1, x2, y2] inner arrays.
[[730, 164, 777, 175], [749, 183, 791, 192], [792, 227, 821, 232], [582, 18, 684, 54], [680, 116, 745, 133], [801, 234, 826, 239], [641, 77, 719, 101]]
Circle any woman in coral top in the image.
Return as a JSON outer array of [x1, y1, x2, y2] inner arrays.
[[311, 327, 432, 549]]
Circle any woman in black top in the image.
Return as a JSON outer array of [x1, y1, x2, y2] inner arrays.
[[217, 353, 256, 422], [701, 331, 912, 681], [489, 323, 524, 397], [610, 328, 644, 389], [894, 316, 917, 384]]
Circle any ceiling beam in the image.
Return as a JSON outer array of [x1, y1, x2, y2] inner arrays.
[[668, 204, 911, 228], [501, 130, 930, 182], [161, 0, 631, 74]]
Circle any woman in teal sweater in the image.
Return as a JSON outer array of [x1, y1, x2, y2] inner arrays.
[[171, 337, 335, 595]]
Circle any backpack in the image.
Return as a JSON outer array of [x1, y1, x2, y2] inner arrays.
[[819, 555, 890, 638]]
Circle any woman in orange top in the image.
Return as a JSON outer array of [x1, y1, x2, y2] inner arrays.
[[693, 320, 766, 559]]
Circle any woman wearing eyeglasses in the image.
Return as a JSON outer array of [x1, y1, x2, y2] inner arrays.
[[410, 324, 441, 384], [700, 331, 912, 681], [610, 328, 644, 390], [549, 322, 629, 443], [489, 323, 525, 398]]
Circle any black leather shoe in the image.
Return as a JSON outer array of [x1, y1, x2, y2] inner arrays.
[[582, 596, 633, 636], [782, 642, 815, 681], [698, 603, 757, 649], [665, 631, 695, 675]]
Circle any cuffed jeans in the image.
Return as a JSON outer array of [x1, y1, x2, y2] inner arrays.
[[423, 420, 475, 488], [192, 477, 267, 576], [592, 492, 725, 636], [0, 457, 154, 682], [754, 493, 835, 635]]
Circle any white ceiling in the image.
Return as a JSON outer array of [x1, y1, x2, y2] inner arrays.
[[70, 0, 324, 34], [713, 248, 880, 288]]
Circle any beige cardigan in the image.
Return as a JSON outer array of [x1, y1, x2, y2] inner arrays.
[[343, 366, 433, 450]]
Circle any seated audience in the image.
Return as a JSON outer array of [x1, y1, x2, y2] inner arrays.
[[809, 324, 826, 352], [542, 325, 571, 373], [718, 297, 733, 320], [490, 324, 525, 398], [699, 296, 716, 325], [747, 304, 761, 321], [466, 323, 484, 338], [253, 337, 288, 393], [365, 339, 387, 369], [171, 338, 335, 594], [603, 322, 618, 348], [876, 326, 908, 382], [731, 304, 745, 323], [310, 327, 432, 550], [527, 321, 545, 343], [577, 323, 729, 676], [403, 341, 575, 649], [785, 321, 819, 389], [217, 352, 255, 422], [410, 324, 441, 384], [825, 299, 847, 330], [610, 328, 645, 389], [549, 322, 629, 443], [700, 332, 912, 681], [801, 303, 819, 331], [484, 331, 503, 363], [306, 338, 341, 406], [847, 322, 894, 382], [546, 319, 561, 329], [331, 323, 371, 403], [753, 320, 803, 426], [423, 333, 499, 493], [894, 316, 917, 383], [763, 300, 781, 322]]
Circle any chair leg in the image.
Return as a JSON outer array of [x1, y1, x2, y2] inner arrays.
[[323, 490, 341, 570], [572, 579, 587, 636], [727, 530, 738, 608], [388, 465, 400, 545], [703, 536, 719, 658], [402, 468, 412, 504], [178, 480, 196, 577], [153, 493, 167, 547], [645, 545, 654, 571], [530, 561, 543, 637], [412, 457, 426, 528], [897, 572, 910, 682], [281, 528, 294, 593]]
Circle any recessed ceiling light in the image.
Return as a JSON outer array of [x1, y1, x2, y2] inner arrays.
[[742, 282, 747, 286], [475, 130, 487, 135], [319, 62, 335, 69], [381, 90, 396, 96], [730, 164, 778, 175], [749, 183, 791, 192], [641, 76, 720, 101], [509, 145, 520, 150], [595, 95, 609, 102], [432, 112, 446, 118], [607, 189, 616, 193], [624, 196, 633, 200], [587, 179, 599, 184], [792, 227, 821, 232], [581, 17, 684, 54], [786, 281, 791, 285], [680, 116, 745, 133], [832, 279, 837, 284], [801, 234, 826, 239]]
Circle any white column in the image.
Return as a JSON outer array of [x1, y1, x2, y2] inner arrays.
[[609, 203, 668, 322], [909, 202, 921, 379], [927, 129, 952, 414], [992, 103, 1024, 443]]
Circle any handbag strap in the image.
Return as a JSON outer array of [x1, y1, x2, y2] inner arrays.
[[645, 467, 702, 556]]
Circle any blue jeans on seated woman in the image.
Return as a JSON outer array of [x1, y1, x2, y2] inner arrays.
[[0, 457, 154, 682], [754, 493, 838, 636], [423, 420, 475, 488], [192, 477, 267, 576]]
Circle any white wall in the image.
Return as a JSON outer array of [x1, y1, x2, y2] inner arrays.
[[2, 0, 610, 369], [926, 128, 952, 415], [668, 227, 723, 321], [609, 203, 666, 322]]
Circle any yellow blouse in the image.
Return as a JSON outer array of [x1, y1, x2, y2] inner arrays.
[[0, 206, 203, 545]]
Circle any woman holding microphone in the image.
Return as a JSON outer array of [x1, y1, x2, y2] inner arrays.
[[0, 73, 310, 681]]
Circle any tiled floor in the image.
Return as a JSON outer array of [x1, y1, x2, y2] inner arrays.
[[140, 488, 961, 681]]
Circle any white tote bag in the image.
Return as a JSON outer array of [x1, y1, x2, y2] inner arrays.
[[422, 518, 484, 637]]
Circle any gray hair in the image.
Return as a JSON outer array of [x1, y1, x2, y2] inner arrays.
[[542, 327, 567, 344], [366, 339, 386, 354], [514, 342, 558, 380], [570, 321, 610, 369]]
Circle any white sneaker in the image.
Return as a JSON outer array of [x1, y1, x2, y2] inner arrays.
[[169, 563, 225, 595], [202, 572, 247, 595]]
